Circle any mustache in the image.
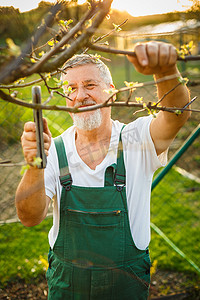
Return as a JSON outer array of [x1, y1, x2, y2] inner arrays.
[[74, 100, 96, 108]]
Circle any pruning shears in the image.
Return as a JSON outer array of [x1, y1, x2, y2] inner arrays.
[[32, 86, 47, 169]]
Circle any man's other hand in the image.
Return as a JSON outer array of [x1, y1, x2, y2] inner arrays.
[[21, 118, 51, 164]]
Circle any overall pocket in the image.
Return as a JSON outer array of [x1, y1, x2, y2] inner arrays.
[[127, 254, 151, 288], [111, 256, 151, 300], [46, 253, 72, 300], [63, 208, 125, 266]]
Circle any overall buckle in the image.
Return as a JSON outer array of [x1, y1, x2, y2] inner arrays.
[[114, 172, 126, 192], [59, 174, 72, 191]]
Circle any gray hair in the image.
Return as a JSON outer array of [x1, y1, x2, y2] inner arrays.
[[61, 54, 113, 86]]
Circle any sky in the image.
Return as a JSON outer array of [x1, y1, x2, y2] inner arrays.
[[0, 0, 193, 16]]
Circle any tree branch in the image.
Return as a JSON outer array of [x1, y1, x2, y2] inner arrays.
[[88, 43, 200, 61], [0, 0, 113, 85], [0, 2, 62, 85], [27, 2, 100, 74], [38, 0, 113, 73], [0, 87, 199, 114]]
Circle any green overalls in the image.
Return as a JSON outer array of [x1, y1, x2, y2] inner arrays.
[[46, 128, 151, 300]]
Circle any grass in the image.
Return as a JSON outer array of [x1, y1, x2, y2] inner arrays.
[[150, 168, 200, 274], [0, 168, 199, 287], [0, 218, 52, 287]]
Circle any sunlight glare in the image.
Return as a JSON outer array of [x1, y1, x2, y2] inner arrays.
[[111, 0, 193, 17], [0, 0, 193, 15]]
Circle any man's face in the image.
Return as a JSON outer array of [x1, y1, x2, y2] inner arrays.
[[63, 64, 113, 130]]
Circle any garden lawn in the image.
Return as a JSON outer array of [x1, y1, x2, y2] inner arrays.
[[0, 218, 52, 287], [150, 168, 200, 274]]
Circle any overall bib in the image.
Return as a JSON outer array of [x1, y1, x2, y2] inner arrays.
[[46, 129, 151, 300]]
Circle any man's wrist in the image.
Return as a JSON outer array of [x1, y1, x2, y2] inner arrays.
[[154, 65, 180, 81]]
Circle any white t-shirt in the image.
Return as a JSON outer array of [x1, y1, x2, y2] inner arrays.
[[45, 116, 167, 250]]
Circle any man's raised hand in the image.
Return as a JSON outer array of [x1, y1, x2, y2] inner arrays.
[[127, 41, 178, 77]]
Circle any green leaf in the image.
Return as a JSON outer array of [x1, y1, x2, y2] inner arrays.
[[135, 97, 143, 103], [85, 19, 92, 28], [20, 164, 30, 176], [53, 78, 61, 83], [30, 58, 36, 63], [59, 19, 73, 27], [175, 110, 182, 115], [104, 88, 118, 95], [39, 51, 45, 57], [32, 157, 42, 168], [113, 23, 122, 32], [59, 20, 65, 26], [66, 19, 73, 26], [93, 53, 101, 62], [48, 40, 54, 47], [6, 38, 21, 56], [178, 77, 189, 85], [124, 81, 138, 88]]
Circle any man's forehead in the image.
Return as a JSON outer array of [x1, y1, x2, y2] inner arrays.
[[66, 79, 101, 87], [64, 64, 101, 80]]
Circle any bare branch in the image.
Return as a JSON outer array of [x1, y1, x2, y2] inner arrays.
[[0, 0, 113, 86], [181, 96, 198, 113], [39, 0, 113, 73], [0, 160, 11, 164], [88, 43, 200, 61], [0, 161, 25, 167], [0, 88, 199, 114], [89, 43, 136, 57], [125, 89, 134, 104], [93, 19, 128, 44], [177, 55, 200, 62], [83, 18, 128, 54], [27, 2, 100, 74], [0, 2, 62, 85], [155, 82, 182, 106], [0, 78, 44, 89]]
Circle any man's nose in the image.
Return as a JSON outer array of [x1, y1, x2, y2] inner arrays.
[[75, 87, 88, 102]]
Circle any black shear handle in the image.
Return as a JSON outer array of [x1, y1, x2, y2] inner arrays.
[[32, 86, 47, 169]]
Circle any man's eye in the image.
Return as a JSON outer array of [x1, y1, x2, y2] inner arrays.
[[86, 84, 96, 89]]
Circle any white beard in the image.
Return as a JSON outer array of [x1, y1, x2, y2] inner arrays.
[[73, 109, 102, 131]]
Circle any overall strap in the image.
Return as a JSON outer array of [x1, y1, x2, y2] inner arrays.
[[104, 164, 116, 186], [114, 124, 126, 191], [54, 136, 72, 191]]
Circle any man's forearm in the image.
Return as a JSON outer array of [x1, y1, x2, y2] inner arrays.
[[154, 66, 191, 124], [15, 167, 49, 227]]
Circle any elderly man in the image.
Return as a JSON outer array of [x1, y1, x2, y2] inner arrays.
[[15, 41, 190, 299]]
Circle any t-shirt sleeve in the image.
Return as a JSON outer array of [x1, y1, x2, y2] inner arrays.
[[122, 115, 168, 177], [44, 139, 58, 199]]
